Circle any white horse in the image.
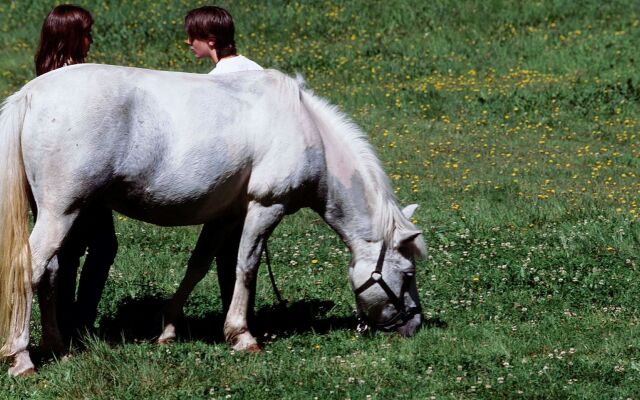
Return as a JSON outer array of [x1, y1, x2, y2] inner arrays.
[[0, 64, 426, 376]]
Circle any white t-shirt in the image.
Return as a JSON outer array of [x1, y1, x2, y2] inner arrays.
[[208, 55, 263, 75]]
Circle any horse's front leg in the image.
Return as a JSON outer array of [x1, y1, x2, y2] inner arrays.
[[159, 221, 230, 344], [224, 201, 285, 351]]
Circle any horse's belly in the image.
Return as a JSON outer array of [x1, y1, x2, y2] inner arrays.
[[112, 198, 240, 226], [107, 169, 249, 226]]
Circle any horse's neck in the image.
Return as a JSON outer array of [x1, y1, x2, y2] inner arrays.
[[314, 130, 396, 251], [302, 90, 395, 251], [321, 166, 380, 251]]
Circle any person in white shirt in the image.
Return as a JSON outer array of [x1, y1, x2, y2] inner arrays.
[[182, 5, 263, 317], [184, 5, 263, 75]]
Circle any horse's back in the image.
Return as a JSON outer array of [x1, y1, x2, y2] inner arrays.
[[20, 64, 326, 224]]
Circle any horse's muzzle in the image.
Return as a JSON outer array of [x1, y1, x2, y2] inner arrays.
[[396, 312, 422, 337]]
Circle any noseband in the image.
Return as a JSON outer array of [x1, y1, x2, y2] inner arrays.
[[353, 242, 418, 330]]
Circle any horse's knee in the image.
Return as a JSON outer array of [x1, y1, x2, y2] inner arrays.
[[32, 257, 56, 286], [236, 267, 257, 287]]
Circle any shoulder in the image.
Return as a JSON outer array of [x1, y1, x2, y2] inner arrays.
[[236, 55, 263, 70], [212, 56, 264, 75]]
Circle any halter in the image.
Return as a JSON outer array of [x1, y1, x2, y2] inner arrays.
[[353, 242, 419, 331]]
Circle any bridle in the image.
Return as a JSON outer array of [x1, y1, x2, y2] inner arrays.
[[352, 242, 420, 331]]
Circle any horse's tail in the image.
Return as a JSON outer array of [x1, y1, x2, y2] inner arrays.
[[0, 90, 31, 356]]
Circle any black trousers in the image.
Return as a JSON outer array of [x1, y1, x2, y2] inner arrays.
[[56, 207, 117, 338]]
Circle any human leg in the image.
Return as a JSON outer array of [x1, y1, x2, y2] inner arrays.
[[74, 208, 117, 333]]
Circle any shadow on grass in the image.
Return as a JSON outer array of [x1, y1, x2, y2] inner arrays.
[[20, 297, 447, 371], [94, 295, 358, 345]]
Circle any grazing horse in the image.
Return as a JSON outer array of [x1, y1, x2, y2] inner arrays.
[[0, 64, 426, 376]]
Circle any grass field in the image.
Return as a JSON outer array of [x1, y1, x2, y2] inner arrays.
[[1, 0, 640, 398]]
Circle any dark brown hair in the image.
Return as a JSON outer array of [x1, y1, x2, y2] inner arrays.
[[185, 6, 237, 59], [35, 4, 93, 76]]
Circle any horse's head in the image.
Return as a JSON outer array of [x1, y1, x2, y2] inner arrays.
[[349, 205, 426, 337]]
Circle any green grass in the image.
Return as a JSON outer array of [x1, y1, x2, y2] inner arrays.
[[1, 0, 640, 398]]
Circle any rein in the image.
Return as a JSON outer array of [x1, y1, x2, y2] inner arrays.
[[353, 242, 417, 330], [264, 243, 286, 305]]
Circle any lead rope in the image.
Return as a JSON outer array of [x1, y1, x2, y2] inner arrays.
[[264, 243, 286, 305]]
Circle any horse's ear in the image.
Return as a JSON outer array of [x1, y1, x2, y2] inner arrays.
[[394, 229, 422, 250], [397, 204, 427, 257], [401, 204, 419, 219]]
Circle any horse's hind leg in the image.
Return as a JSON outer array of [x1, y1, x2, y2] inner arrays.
[[8, 211, 76, 376], [158, 221, 233, 344], [224, 201, 285, 351], [37, 253, 68, 354], [33, 214, 76, 354]]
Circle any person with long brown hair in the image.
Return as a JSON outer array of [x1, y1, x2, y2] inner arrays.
[[34, 4, 117, 345], [35, 4, 94, 76]]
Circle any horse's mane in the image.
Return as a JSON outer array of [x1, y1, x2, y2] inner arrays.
[[291, 74, 426, 257]]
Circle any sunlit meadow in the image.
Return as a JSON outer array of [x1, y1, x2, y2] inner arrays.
[[1, 1, 639, 398]]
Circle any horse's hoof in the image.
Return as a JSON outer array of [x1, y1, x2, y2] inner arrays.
[[245, 343, 261, 353], [8, 364, 35, 377], [157, 324, 176, 345], [9, 367, 35, 377], [157, 336, 174, 345], [8, 352, 36, 377], [230, 332, 259, 352]]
